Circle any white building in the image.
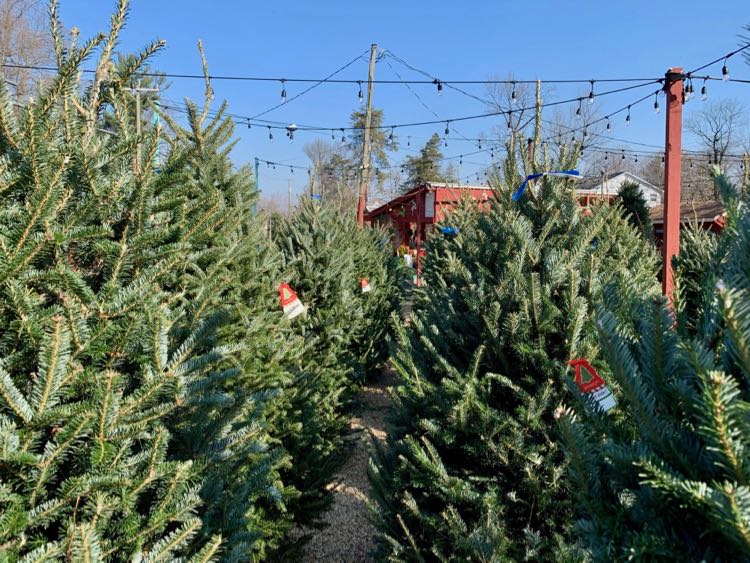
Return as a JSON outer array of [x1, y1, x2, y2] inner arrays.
[[577, 171, 662, 207]]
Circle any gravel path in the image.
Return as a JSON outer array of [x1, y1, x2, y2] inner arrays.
[[301, 369, 396, 562]]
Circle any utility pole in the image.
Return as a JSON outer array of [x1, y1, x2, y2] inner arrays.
[[357, 43, 378, 227], [662, 68, 685, 301], [126, 82, 159, 173]]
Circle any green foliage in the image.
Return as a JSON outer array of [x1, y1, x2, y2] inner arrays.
[[673, 224, 720, 333], [617, 180, 653, 241], [401, 133, 454, 191], [0, 3, 404, 560], [270, 198, 402, 526], [371, 137, 659, 561], [559, 175, 750, 561]]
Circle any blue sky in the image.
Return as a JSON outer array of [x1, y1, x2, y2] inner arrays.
[[59, 1, 750, 201]]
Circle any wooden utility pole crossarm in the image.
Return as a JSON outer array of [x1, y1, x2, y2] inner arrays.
[[357, 44, 378, 227], [662, 67, 684, 301]]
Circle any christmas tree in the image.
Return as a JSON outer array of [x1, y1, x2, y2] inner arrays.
[[0, 4, 288, 559], [559, 173, 750, 560], [271, 197, 402, 530], [370, 134, 659, 560]]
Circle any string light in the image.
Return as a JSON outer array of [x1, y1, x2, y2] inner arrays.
[[701, 79, 708, 101], [444, 121, 450, 137], [247, 120, 251, 129], [340, 128, 345, 144], [511, 81, 517, 103], [621, 150, 625, 160], [606, 116, 611, 131], [653, 92, 660, 114], [722, 57, 730, 81], [625, 105, 631, 126], [280, 79, 287, 102], [635, 154, 638, 163], [661, 155, 665, 163], [357, 80, 363, 102], [434, 79, 443, 94], [331, 129, 335, 140], [286, 123, 297, 142], [576, 98, 582, 119], [604, 151, 608, 161], [459, 156, 463, 165], [685, 80, 694, 101], [389, 127, 395, 142], [407, 136, 411, 147], [268, 126, 273, 142], [588, 80, 595, 104]]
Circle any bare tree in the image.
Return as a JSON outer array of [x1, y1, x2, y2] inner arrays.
[[0, 0, 53, 98], [686, 99, 746, 165]]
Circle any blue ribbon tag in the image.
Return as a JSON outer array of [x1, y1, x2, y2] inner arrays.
[[440, 226, 459, 235], [512, 170, 580, 202]]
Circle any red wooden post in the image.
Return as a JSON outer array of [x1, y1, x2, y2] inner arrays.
[[415, 188, 424, 287], [662, 68, 684, 300]]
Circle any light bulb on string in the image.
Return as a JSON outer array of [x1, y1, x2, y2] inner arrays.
[[272, 163, 276, 170], [340, 128, 345, 144], [490, 148, 495, 159], [576, 98, 582, 119], [247, 120, 251, 129], [357, 80, 363, 102], [389, 127, 395, 143], [286, 123, 297, 143], [604, 152, 608, 161], [606, 116, 611, 131], [661, 155, 665, 163], [444, 121, 450, 137], [621, 150, 625, 160], [459, 155, 463, 166], [635, 154, 638, 163], [290, 166, 294, 174], [653, 93, 660, 114], [331, 129, 335, 140], [625, 105, 631, 126], [701, 78, 708, 101], [280, 79, 287, 102], [588, 80, 595, 104], [268, 126, 273, 142], [686, 80, 694, 101], [478, 139, 482, 150], [434, 79, 443, 94], [507, 112, 512, 130], [722, 57, 730, 81], [407, 136, 411, 147], [511, 81, 517, 104]]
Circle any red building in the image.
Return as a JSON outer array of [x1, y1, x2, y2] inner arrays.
[[365, 182, 493, 285], [365, 182, 494, 248], [649, 200, 725, 242]]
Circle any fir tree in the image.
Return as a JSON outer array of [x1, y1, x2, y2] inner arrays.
[[559, 173, 750, 561], [271, 198, 402, 529], [617, 180, 653, 241], [370, 136, 659, 560], [402, 133, 449, 190]]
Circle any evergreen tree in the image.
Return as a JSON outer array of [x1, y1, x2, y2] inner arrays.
[[559, 174, 750, 561], [402, 133, 449, 190], [0, 5, 289, 560], [617, 180, 653, 240], [0, 4, 219, 558], [370, 137, 659, 560]]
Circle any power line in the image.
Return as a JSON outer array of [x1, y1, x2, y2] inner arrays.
[[249, 51, 368, 120], [0, 61, 663, 85]]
